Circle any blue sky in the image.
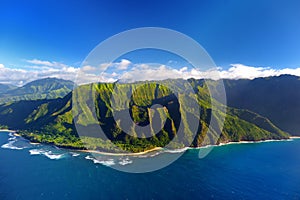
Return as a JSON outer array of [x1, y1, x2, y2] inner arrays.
[[1, 0, 300, 85]]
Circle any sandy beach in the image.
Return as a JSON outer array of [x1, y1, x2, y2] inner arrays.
[[29, 142, 41, 145], [78, 147, 163, 156], [290, 136, 300, 139], [0, 129, 16, 133]]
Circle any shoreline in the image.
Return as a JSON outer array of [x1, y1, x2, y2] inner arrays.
[[29, 142, 41, 145], [78, 147, 163, 156], [0, 129, 16, 133], [289, 136, 300, 139], [218, 138, 293, 146], [1, 129, 299, 156], [50, 137, 299, 156], [191, 138, 295, 150], [64, 137, 299, 156]]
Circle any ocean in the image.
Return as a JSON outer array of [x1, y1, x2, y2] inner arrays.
[[1, 130, 300, 200]]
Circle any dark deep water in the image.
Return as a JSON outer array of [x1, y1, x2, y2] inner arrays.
[[1, 131, 300, 200]]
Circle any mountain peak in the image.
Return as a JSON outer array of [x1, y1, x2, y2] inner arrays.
[[0, 77, 74, 104]]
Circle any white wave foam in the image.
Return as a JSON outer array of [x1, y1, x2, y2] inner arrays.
[[29, 149, 65, 160], [8, 136, 16, 141], [1, 133, 23, 150], [118, 157, 133, 166], [195, 145, 216, 149], [44, 151, 64, 160], [85, 156, 115, 166], [29, 149, 44, 155], [1, 141, 23, 150], [163, 147, 189, 154], [1, 132, 30, 150], [134, 151, 162, 158], [8, 132, 14, 137], [70, 152, 80, 157]]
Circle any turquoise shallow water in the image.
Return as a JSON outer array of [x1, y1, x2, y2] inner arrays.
[[1, 131, 300, 199]]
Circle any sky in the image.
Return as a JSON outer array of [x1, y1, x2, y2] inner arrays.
[[1, 0, 300, 85]]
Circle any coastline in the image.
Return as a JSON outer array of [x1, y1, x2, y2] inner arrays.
[[0, 129, 16, 133], [218, 138, 293, 146], [289, 136, 300, 139], [55, 137, 298, 156], [77, 147, 163, 156], [1, 129, 299, 156], [29, 142, 41, 145]]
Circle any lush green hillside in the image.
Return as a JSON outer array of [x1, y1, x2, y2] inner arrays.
[[221, 75, 300, 135], [0, 79, 289, 153], [0, 83, 17, 94], [0, 78, 74, 104]]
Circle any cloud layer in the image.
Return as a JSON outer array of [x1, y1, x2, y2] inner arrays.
[[1, 59, 300, 86], [0, 60, 78, 86], [219, 64, 300, 79]]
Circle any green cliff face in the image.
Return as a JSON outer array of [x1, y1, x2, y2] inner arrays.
[[0, 79, 290, 152]]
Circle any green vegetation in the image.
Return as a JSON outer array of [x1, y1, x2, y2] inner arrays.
[[0, 78, 291, 153], [0, 124, 8, 129], [0, 77, 74, 104], [223, 75, 300, 135]]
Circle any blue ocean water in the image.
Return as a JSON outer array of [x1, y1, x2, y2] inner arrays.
[[1, 131, 300, 200]]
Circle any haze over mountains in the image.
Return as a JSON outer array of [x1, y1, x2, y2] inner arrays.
[[223, 75, 300, 134]]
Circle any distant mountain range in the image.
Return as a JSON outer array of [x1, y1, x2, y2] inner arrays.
[[0, 75, 297, 152], [0, 78, 74, 104], [223, 75, 300, 135], [0, 83, 17, 93]]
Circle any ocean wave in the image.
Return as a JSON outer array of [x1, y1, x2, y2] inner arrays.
[[44, 151, 65, 160], [1, 141, 24, 150], [195, 145, 216, 149], [118, 157, 133, 166], [135, 148, 187, 158], [70, 152, 80, 157], [163, 147, 189, 154], [8, 132, 15, 137], [1, 132, 30, 150], [29, 149, 43, 155], [85, 155, 116, 166], [29, 149, 65, 160], [134, 151, 162, 158], [8, 136, 16, 141]]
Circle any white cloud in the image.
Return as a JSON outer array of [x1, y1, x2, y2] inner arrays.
[[118, 64, 221, 82], [111, 72, 118, 77], [116, 63, 300, 82], [99, 63, 111, 71], [1, 60, 300, 87], [116, 59, 131, 70], [93, 59, 131, 72], [81, 65, 97, 72], [25, 59, 68, 68], [119, 65, 179, 82], [26, 59, 53, 66], [0, 60, 112, 86], [219, 64, 300, 79], [219, 64, 276, 79]]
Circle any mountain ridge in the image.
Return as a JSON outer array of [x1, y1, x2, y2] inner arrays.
[[222, 74, 300, 135], [0, 77, 291, 152], [0, 77, 74, 104]]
